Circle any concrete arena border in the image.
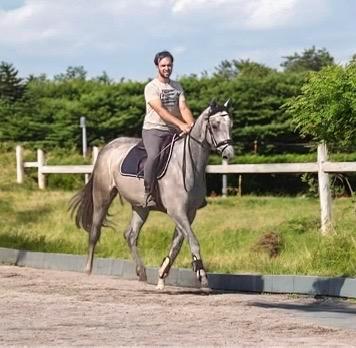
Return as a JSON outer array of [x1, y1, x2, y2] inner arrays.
[[0, 247, 355, 298]]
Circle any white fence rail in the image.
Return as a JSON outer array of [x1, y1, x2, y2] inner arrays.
[[16, 144, 356, 234], [16, 146, 99, 188]]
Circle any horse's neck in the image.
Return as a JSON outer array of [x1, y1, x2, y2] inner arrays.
[[186, 114, 210, 173]]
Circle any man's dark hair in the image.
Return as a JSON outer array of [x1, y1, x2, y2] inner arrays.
[[154, 51, 174, 66]]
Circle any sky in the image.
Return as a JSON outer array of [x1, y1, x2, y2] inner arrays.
[[0, 0, 355, 81]]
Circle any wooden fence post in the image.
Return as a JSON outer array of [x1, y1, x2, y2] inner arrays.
[[16, 145, 24, 184], [238, 174, 242, 197], [92, 146, 99, 164], [317, 143, 332, 234], [84, 146, 99, 182], [222, 159, 228, 197], [37, 149, 46, 190]]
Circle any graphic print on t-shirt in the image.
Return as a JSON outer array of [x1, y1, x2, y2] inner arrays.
[[160, 89, 179, 108]]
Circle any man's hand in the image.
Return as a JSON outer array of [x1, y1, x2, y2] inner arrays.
[[178, 121, 194, 134]]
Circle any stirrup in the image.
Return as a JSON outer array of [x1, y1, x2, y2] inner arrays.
[[143, 192, 156, 208]]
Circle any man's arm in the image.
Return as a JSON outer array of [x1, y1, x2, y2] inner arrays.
[[179, 99, 195, 126], [148, 99, 192, 133]]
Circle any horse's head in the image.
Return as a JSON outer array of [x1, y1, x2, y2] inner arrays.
[[203, 100, 234, 160]]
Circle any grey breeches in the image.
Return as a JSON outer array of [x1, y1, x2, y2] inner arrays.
[[142, 129, 173, 192]]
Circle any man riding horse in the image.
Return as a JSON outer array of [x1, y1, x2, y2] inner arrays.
[[70, 52, 234, 290], [142, 51, 195, 207]]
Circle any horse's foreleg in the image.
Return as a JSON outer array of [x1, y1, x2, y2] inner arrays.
[[168, 210, 208, 288], [157, 210, 196, 290], [124, 206, 149, 281], [156, 227, 184, 290]]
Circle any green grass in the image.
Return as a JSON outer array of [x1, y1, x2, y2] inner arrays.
[[0, 189, 355, 277], [1, 146, 355, 277]]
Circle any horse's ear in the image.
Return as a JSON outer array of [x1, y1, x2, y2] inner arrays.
[[224, 99, 230, 108], [209, 99, 216, 108]]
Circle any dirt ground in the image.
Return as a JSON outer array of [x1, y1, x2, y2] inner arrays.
[[0, 265, 355, 347]]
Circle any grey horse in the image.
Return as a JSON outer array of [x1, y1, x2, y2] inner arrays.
[[70, 101, 234, 289]]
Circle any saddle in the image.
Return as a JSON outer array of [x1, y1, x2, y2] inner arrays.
[[120, 133, 177, 179]]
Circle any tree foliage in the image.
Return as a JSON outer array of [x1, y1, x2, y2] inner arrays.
[[281, 46, 334, 73], [214, 59, 274, 79], [1, 47, 352, 154], [285, 63, 356, 148], [0, 61, 26, 101], [54, 66, 87, 81]]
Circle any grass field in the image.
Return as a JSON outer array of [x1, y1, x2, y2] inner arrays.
[[0, 189, 355, 277], [1, 148, 355, 277]]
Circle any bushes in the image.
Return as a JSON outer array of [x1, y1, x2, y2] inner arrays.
[[0, 67, 306, 153]]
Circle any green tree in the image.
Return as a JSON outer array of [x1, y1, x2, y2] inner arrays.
[[214, 59, 274, 79], [54, 66, 87, 81], [0, 61, 26, 101], [0, 58, 309, 153], [284, 64, 356, 148], [281, 46, 334, 72], [181, 69, 305, 154], [92, 71, 113, 85], [349, 54, 356, 65]]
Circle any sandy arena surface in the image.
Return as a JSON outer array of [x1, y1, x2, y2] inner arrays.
[[0, 265, 355, 347]]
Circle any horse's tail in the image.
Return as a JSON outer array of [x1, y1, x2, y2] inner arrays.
[[69, 175, 94, 233]]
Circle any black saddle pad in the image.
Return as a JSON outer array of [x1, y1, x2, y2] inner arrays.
[[120, 133, 177, 179]]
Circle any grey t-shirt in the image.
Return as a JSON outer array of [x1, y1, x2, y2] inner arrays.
[[143, 78, 185, 131]]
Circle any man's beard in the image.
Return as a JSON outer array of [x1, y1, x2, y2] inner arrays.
[[159, 70, 171, 79]]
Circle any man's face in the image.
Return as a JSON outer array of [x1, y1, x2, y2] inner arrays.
[[157, 57, 173, 79]]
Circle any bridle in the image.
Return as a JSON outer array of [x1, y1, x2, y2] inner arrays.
[[206, 111, 233, 154], [188, 106, 233, 153], [182, 105, 233, 191]]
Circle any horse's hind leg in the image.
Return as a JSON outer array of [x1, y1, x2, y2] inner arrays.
[[85, 188, 117, 274], [157, 211, 197, 290], [124, 206, 149, 281]]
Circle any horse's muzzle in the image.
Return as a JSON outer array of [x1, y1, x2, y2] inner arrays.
[[220, 144, 234, 160]]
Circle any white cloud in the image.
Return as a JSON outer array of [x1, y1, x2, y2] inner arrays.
[[0, 0, 331, 48], [172, 46, 187, 54], [0, 0, 163, 49], [171, 0, 329, 30], [0, 0, 347, 80], [243, 0, 299, 29], [172, 0, 221, 13], [0, 0, 331, 56]]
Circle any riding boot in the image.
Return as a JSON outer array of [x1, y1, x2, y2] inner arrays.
[[143, 184, 156, 208], [143, 191, 156, 207]]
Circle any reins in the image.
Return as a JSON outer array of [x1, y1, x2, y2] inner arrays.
[[137, 106, 233, 192]]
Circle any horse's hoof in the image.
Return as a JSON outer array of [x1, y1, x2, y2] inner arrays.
[[136, 265, 147, 281], [84, 267, 92, 275], [156, 278, 165, 290], [138, 271, 147, 282], [201, 277, 209, 289], [139, 274, 147, 282]]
